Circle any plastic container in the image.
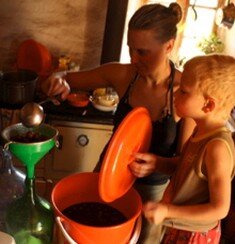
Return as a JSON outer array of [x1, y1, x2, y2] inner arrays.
[[51, 172, 142, 244]]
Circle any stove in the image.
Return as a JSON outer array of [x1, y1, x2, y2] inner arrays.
[[43, 100, 115, 125]]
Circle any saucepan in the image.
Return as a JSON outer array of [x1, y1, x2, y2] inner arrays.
[[0, 69, 38, 106]]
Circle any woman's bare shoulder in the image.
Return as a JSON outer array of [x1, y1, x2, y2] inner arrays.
[[100, 62, 136, 77], [99, 63, 137, 95]]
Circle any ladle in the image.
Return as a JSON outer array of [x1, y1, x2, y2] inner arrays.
[[20, 97, 60, 128]]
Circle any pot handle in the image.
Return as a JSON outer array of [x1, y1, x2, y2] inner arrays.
[[56, 216, 77, 244], [55, 139, 60, 149], [129, 216, 142, 244]]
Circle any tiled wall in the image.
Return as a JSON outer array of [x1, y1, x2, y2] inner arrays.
[[0, 0, 108, 71]]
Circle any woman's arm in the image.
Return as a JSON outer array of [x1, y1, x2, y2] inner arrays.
[[129, 153, 180, 177], [40, 63, 135, 99], [144, 139, 233, 225]]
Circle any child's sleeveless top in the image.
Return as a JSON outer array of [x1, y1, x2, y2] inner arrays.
[[162, 127, 235, 232], [112, 61, 180, 185]]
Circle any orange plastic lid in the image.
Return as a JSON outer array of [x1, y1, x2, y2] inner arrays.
[[17, 39, 52, 75], [99, 107, 152, 202]]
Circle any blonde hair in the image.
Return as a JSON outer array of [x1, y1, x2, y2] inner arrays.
[[184, 54, 235, 119], [128, 3, 182, 43]]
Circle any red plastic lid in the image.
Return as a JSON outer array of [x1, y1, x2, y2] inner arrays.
[[99, 107, 152, 202], [17, 39, 52, 75]]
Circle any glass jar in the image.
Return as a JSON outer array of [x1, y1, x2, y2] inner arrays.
[[5, 177, 54, 244], [0, 147, 25, 232]]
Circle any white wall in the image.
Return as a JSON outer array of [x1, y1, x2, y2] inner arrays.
[[0, 0, 108, 71], [222, 24, 235, 57]]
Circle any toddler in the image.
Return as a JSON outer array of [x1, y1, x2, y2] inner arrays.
[[130, 54, 235, 243]]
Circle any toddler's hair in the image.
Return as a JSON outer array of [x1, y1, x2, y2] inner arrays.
[[184, 54, 235, 119]]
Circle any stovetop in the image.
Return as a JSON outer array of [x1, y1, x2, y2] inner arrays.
[[43, 100, 115, 125]]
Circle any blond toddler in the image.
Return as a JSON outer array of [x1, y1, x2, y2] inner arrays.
[[130, 54, 235, 243]]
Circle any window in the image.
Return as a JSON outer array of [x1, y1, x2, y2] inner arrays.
[[178, 0, 220, 67]]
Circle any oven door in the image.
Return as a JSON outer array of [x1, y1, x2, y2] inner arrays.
[[44, 121, 113, 182]]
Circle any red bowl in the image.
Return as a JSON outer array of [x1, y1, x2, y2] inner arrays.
[[67, 93, 89, 107]]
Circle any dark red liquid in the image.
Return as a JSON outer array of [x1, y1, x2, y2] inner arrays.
[[62, 202, 127, 227], [10, 131, 49, 143]]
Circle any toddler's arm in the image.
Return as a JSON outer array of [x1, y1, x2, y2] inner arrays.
[[143, 139, 233, 225]]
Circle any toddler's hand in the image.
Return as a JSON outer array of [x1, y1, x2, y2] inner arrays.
[[143, 202, 169, 225], [129, 152, 157, 178]]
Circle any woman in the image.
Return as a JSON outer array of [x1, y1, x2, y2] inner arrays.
[[41, 3, 194, 243]]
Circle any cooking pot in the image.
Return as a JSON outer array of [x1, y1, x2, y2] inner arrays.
[[51, 172, 142, 244], [0, 69, 38, 107]]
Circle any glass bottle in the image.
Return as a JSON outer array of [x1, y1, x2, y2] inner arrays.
[[5, 177, 54, 244], [0, 147, 25, 232]]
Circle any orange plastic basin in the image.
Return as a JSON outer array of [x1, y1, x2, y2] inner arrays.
[[51, 172, 142, 244]]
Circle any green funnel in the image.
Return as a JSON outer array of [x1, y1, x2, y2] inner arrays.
[[1, 123, 58, 178]]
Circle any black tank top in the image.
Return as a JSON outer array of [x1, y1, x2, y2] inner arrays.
[[97, 61, 180, 185]]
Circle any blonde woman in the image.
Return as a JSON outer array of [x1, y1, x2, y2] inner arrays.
[[41, 3, 195, 243]]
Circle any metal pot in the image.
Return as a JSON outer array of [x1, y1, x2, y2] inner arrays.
[[0, 69, 38, 107]]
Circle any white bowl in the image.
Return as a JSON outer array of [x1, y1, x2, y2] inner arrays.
[[97, 95, 116, 107], [91, 99, 117, 112]]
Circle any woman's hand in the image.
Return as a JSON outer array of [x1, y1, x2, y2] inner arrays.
[[143, 202, 169, 225], [41, 72, 70, 100], [129, 152, 157, 178]]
